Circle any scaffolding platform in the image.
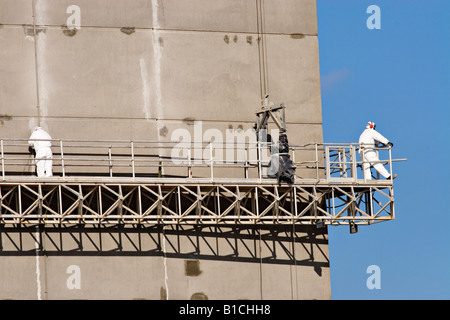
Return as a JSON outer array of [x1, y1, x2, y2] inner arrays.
[[0, 139, 402, 226]]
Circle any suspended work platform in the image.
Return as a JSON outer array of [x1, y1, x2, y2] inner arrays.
[[0, 138, 404, 226]]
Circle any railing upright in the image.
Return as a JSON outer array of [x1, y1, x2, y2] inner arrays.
[[325, 146, 330, 182], [389, 146, 393, 181], [258, 141, 262, 181], [188, 149, 192, 178], [315, 143, 319, 181], [131, 141, 135, 179], [351, 145, 357, 182], [108, 146, 113, 177], [60, 140, 65, 178], [209, 142, 214, 181], [1, 139, 4, 180]]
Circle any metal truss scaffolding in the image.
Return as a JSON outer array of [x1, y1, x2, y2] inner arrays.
[[0, 140, 401, 227], [0, 180, 394, 226]]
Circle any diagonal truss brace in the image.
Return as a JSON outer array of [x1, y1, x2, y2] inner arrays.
[[0, 181, 394, 226]]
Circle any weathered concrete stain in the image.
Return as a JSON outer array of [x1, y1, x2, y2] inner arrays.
[[182, 117, 196, 125], [120, 27, 135, 35], [184, 260, 202, 277], [191, 292, 208, 300], [22, 24, 46, 36], [61, 25, 77, 37], [0, 114, 13, 126], [159, 126, 168, 137], [160, 286, 168, 300], [290, 33, 305, 39]]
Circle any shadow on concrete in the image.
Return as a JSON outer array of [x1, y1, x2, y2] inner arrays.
[[0, 224, 329, 271]]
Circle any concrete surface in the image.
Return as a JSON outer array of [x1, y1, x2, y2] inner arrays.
[[0, 225, 329, 300]]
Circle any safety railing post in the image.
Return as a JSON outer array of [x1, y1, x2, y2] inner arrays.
[[389, 146, 393, 181], [209, 142, 214, 181], [315, 143, 319, 181], [360, 144, 367, 182], [244, 145, 248, 179], [108, 146, 113, 177], [60, 140, 65, 178], [1, 139, 4, 180], [291, 146, 296, 164], [131, 141, 135, 179], [188, 148, 192, 178], [375, 149, 380, 180], [351, 145, 357, 182], [325, 146, 330, 182], [158, 157, 162, 178], [341, 148, 347, 178], [258, 141, 262, 181]]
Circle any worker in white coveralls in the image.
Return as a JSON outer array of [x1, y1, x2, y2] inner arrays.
[[28, 127, 53, 177], [359, 121, 396, 180]]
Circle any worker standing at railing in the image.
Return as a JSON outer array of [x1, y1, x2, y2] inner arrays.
[[359, 121, 396, 180], [28, 127, 53, 177]]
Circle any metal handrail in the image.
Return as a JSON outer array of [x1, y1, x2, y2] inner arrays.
[[0, 138, 404, 182]]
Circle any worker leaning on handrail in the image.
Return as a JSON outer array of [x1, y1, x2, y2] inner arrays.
[[28, 127, 53, 177], [359, 121, 396, 180]]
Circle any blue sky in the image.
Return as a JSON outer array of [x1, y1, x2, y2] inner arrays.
[[316, 0, 450, 299]]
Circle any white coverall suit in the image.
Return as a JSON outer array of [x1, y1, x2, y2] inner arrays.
[[28, 127, 53, 177], [359, 127, 391, 180]]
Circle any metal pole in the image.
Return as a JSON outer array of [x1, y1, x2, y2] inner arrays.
[[351, 146, 357, 182], [1, 139, 5, 180], [390, 186, 395, 220], [131, 141, 135, 179], [389, 146, 393, 181], [369, 187, 374, 218], [315, 143, 319, 181], [325, 146, 330, 182], [210, 142, 214, 181], [108, 146, 113, 177], [244, 145, 248, 179], [60, 140, 65, 178], [18, 185, 22, 217], [293, 186, 298, 222], [258, 141, 262, 181], [188, 149, 192, 178], [376, 149, 380, 180], [58, 185, 63, 218]]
